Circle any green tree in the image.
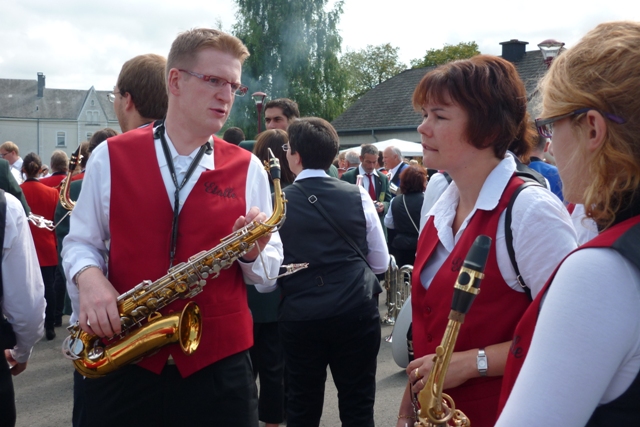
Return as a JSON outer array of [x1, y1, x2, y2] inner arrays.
[[228, 0, 347, 139], [341, 43, 406, 106], [410, 41, 480, 69]]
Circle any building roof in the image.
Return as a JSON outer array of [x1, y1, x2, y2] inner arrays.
[[332, 49, 548, 133], [0, 77, 117, 121]]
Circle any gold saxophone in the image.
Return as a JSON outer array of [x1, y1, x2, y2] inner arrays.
[[62, 150, 307, 378], [27, 146, 82, 230], [414, 235, 492, 427], [59, 145, 83, 211]]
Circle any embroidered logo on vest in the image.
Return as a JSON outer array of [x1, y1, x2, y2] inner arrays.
[[204, 182, 237, 199], [451, 256, 463, 272]]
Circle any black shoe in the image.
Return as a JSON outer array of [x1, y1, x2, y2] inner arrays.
[[46, 327, 56, 341], [54, 318, 62, 327]]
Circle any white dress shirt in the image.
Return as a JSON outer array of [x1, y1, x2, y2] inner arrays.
[[419, 154, 578, 298], [419, 172, 450, 231], [358, 165, 379, 194], [497, 247, 640, 426], [62, 126, 283, 323], [570, 203, 599, 245], [293, 169, 389, 274], [387, 162, 405, 183], [2, 192, 45, 363]]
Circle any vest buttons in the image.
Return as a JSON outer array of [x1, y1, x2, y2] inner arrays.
[[425, 306, 432, 314], [427, 334, 433, 342]]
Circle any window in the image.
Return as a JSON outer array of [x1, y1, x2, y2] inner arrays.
[[57, 131, 66, 147], [86, 132, 92, 140], [86, 110, 100, 125], [91, 100, 95, 106]]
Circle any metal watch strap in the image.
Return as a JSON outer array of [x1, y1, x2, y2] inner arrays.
[[477, 348, 488, 376]]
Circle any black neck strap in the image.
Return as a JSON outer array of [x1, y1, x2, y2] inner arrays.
[[154, 121, 212, 267]]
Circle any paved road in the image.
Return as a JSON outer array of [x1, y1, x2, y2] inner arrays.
[[12, 291, 409, 427]]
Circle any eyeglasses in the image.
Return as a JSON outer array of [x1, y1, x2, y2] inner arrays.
[[107, 91, 121, 103], [535, 108, 625, 138], [178, 69, 248, 97], [282, 144, 290, 152], [0, 153, 6, 158]]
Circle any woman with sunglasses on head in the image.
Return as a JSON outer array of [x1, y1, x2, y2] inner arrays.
[[395, 55, 578, 427], [497, 21, 640, 427]]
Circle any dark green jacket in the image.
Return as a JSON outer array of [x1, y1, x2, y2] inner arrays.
[[0, 159, 29, 214]]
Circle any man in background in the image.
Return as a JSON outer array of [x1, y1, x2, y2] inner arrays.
[[0, 142, 24, 184], [264, 98, 299, 131]]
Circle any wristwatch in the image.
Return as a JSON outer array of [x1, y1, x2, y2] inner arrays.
[[477, 348, 488, 376]]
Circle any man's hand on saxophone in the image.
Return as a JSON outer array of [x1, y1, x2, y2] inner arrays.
[[77, 267, 121, 338], [232, 206, 272, 262]]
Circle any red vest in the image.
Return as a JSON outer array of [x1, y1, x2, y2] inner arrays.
[[20, 180, 58, 266], [39, 173, 66, 189], [498, 214, 640, 416], [108, 125, 253, 378], [412, 175, 531, 427]]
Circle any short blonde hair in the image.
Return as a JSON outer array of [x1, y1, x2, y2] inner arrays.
[[167, 28, 250, 76], [541, 21, 640, 229], [0, 141, 19, 155]]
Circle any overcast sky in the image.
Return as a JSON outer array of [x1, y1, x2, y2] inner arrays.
[[2, 0, 639, 91]]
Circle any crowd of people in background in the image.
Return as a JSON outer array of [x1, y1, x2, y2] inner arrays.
[[2, 20, 640, 427]]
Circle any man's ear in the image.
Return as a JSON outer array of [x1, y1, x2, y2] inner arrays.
[[584, 110, 607, 154], [122, 92, 136, 112], [166, 68, 181, 96]]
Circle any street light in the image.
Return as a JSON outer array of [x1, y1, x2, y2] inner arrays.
[[252, 92, 267, 134], [538, 39, 565, 69]]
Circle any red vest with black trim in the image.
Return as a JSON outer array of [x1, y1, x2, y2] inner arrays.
[[498, 214, 640, 422], [412, 175, 531, 427], [108, 125, 253, 378]]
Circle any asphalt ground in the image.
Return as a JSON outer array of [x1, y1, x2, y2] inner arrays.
[[11, 289, 409, 427]]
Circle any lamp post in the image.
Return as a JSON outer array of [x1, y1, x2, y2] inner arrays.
[[252, 92, 267, 134], [538, 39, 565, 69]]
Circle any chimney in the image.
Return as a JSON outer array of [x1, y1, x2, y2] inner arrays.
[[499, 39, 529, 62], [37, 72, 45, 98]]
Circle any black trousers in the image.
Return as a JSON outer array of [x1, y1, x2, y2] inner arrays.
[[250, 322, 284, 424], [53, 264, 67, 325], [279, 307, 381, 427], [40, 265, 56, 328], [79, 350, 258, 427], [0, 358, 15, 427]]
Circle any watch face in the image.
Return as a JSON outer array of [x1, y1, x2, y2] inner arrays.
[[478, 359, 487, 370]]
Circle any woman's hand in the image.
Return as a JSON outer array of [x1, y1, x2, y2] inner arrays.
[[406, 349, 477, 394]]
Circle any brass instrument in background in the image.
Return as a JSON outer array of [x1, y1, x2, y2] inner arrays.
[[414, 235, 491, 427], [62, 149, 308, 378], [27, 145, 82, 230], [382, 256, 412, 326], [59, 145, 83, 211]]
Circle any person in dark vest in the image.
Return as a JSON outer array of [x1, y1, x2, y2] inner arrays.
[[62, 28, 283, 427], [395, 55, 578, 427], [383, 145, 409, 192], [278, 117, 389, 427], [384, 164, 426, 267], [497, 21, 640, 427]]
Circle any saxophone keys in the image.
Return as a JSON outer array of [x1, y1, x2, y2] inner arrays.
[[146, 298, 159, 310], [175, 282, 188, 293], [131, 306, 150, 318], [120, 316, 133, 328]]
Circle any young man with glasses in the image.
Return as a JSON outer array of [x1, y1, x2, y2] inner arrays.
[[0, 142, 24, 184], [63, 28, 283, 427]]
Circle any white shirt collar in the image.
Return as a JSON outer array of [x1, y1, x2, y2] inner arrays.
[[155, 126, 214, 171], [294, 169, 329, 181], [358, 165, 378, 177], [389, 162, 404, 177], [428, 154, 516, 251]]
